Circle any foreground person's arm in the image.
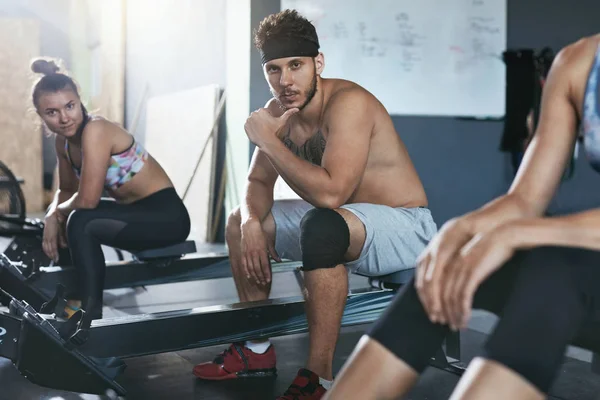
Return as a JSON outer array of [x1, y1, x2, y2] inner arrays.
[[417, 45, 580, 328]]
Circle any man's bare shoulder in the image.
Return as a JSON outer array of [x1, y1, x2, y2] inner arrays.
[[323, 80, 376, 122], [326, 79, 372, 100]]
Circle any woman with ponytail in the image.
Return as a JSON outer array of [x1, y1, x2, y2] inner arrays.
[[33, 59, 190, 320]]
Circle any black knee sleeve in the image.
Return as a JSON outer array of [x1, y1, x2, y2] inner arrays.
[[300, 208, 350, 271]]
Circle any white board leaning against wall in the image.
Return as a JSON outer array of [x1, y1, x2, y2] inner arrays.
[[145, 84, 221, 242]]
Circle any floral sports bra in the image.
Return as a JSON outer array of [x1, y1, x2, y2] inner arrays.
[[65, 137, 149, 191], [583, 43, 600, 172]]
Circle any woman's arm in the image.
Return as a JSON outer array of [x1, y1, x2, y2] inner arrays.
[[508, 209, 600, 252], [441, 207, 600, 330], [57, 120, 112, 217], [418, 43, 583, 326], [47, 136, 79, 216], [43, 136, 82, 261], [463, 45, 580, 234]]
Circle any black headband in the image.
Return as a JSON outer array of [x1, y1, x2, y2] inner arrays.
[[260, 36, 319, 64]]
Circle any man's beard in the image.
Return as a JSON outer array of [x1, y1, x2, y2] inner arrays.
[[273, 69, 318, 111]]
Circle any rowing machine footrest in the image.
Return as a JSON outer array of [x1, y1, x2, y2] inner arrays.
[[13, 300, 126, 395], [132, 240, 197, 261], [40, 284, 68, 317], [53, 309, 91, 349]]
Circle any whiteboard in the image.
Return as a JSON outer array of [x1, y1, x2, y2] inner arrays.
[[281, 0, 507, 118]]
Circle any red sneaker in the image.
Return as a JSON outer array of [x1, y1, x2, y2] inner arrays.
[[192, 342, 277, 380], [277, 368, 327, 400]]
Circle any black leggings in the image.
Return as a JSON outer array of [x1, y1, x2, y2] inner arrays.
[[66, 188, 190, 319], [368, 246, 600, 393]]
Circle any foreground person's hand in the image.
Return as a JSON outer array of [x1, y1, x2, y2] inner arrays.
[[415, 217, 475, 325]]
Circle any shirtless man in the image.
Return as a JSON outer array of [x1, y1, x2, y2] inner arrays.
[[193, 10, 437, 400]]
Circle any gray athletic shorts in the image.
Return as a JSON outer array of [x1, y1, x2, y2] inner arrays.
[[271, 200, 438, 276]]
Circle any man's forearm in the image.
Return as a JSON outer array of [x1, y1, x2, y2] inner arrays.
[[240, 180, 275, 224], [261, 140, 338, 208]]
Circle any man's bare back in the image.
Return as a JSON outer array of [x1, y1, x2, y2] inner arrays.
[[267, 77, 427, 209]]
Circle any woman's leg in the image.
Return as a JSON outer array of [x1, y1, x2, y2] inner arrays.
[[324, 336, 418, 400], [328, 246, 600, 400], [450, 246, 597, 400], [66, 189, 190, 318], [325, 252, 521, 400], [449, 358, 543, 400], [65, 199, 122, 318], [325, 279, 453, 400]]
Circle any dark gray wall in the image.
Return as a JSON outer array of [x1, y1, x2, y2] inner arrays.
[[250, 1, 282, 112], [125, 0, 227, 142], [250, 0, 600, 225], [0, 0, 70, 178]]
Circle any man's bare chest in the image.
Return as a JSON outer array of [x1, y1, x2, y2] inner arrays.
[[282, 128, 327, 166]]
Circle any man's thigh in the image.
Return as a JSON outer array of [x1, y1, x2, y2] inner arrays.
[[340, 204, 438, 276], [271, 199, 314, 261]]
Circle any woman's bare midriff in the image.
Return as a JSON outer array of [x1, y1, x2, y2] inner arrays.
[[107, 156, 175, 204]]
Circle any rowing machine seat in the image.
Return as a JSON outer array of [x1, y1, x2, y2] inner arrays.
[[365, 268, 415, 290], [132, 240, 197, 261]]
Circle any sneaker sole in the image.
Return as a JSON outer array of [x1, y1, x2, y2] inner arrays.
[[237, 368, 277, 379], [193, 367, 277, 381]]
